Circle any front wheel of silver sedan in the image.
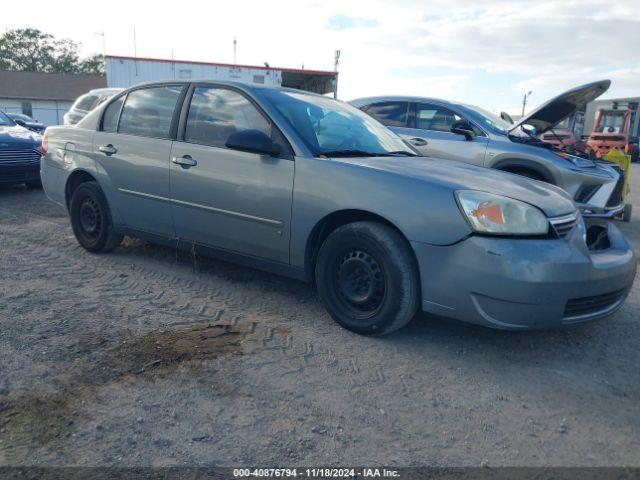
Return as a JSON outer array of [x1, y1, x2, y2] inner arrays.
[[315, 221, 420, 336]]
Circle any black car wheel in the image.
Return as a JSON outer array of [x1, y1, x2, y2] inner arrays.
[[315, 221, 420, 336], [69, 181, 122, 253]]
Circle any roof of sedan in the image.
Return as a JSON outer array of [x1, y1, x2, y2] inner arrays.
[[123, 79, 328, 97], [350, 95, 460, 106]]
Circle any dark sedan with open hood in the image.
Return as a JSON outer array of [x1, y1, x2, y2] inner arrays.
[[0, 111, 43, 188]]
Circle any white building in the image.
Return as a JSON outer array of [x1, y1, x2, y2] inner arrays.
[[0, 70, 107, 126], [105, 55, 337, 95]]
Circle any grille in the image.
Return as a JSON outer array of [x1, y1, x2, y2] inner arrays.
[[550, 213, 578, 239], [564, 289, 626, 319], [606, 165, 625, 207], [0, 149, 41, 166]]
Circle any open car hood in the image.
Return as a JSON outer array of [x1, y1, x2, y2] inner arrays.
[[510, 80, 610, 134]]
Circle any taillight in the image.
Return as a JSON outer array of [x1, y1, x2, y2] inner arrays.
[[41, 130, 48, 156]]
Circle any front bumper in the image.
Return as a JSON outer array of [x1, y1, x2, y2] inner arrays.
[[0, 163, 40, 185], [412, 221, 636, 330]]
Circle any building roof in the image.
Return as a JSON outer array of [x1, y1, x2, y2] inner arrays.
[[0, 70, 107, 101], [106, 55, 337, 95], [106, 55, 336, 76]]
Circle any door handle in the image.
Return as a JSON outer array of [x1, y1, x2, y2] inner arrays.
[[98, 144, 117, 156], [409, 137, 428, 146], [172, 155, 197, 168]]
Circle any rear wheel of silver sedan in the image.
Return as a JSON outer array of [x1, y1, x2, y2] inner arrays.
[[69, 181, 122, 253], [315, 221, 420, 336]]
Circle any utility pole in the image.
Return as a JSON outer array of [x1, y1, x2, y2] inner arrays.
[[233, 36, 237, 65], [93, 31, 106, 56], [333, 50, 341, 99], [522, 90, 532, 116], [133, 28, 138, 77]]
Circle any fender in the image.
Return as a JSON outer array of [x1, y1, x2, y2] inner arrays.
[[489, 157, 556, 184]]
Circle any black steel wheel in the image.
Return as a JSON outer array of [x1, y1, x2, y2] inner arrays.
[[69, 181, 122, 253], [315, 221, 420, 336]]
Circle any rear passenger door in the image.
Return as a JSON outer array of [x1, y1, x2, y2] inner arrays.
[[169, 85, 294, 264], [93, 84, 185, 237], [406, 103, 488, 165]]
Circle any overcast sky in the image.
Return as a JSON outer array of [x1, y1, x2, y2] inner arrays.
[[5, 0, 639, 113]]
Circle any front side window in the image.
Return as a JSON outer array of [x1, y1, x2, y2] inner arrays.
[[416, 103, 464, 132], [185, 86, 270, 147], [363, 102, 409, 127], [261, 90, 410, 156], [118, 85, 183, 139], [102, 96, 125, 133]]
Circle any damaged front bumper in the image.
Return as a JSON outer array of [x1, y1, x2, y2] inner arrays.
[[412, 219, 636, 330]]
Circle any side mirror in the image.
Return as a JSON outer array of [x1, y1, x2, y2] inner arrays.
[[226, 129, 282, 156], [450, 121, 476, 141], [14, 119, 26, 127], [500, 111, 514, 124]]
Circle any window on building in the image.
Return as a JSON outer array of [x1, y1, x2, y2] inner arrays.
[[185, 86, 271, 148], [253, 75, 265, 84], [118, 85, 183, 139], [363, 102, 409, 127], [179, 69, 192, 79], [21, 101, 33, 118]]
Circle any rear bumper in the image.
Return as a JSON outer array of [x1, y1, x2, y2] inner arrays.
[[412, 221, 636, 330], [0, 163, 40, 184]]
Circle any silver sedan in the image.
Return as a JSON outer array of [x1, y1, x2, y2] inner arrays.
[[40, 81, 636, 335]]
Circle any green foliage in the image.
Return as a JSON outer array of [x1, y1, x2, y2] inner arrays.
[[0, 28, 105, 75]]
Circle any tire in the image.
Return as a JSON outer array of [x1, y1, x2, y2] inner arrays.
[[69, 181, 122, 253], [314, 221, 420, 336], [623, 204, 632, 223], [25, 180, 42, 189]]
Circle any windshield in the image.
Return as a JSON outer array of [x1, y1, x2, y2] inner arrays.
[[462, 104, 515, 136], [0, 111, 15, 126], [261, 90, 410, 156], [596, 111, 625, 133]]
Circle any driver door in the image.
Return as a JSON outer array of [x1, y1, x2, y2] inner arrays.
[[169, 85, 294, 264]]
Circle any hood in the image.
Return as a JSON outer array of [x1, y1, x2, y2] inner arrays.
[[338, 156, 576, 218], [511, 79, 610, 134], [0, 125, 42, 149]]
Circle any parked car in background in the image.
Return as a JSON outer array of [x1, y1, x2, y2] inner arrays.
[[6, 113, 46, 134], [351, 80, 626, 219], [41, 81, 636, 334], [539, 128, 587, 155], [63, 88, 123, 125], [0, 110, 43, 188]]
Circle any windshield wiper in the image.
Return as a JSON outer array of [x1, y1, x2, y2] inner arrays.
[[318, 150, 382, 158], [378, 150, 418, 157], [318, 149, 417, 158]]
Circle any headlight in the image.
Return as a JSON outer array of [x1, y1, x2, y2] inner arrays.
[[456, 191, 549, 235]]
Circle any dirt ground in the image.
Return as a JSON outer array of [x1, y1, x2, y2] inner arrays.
[[1, 165, 639, 467]]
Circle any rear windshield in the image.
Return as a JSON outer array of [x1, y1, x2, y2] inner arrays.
[[74, 93, 100, 112]]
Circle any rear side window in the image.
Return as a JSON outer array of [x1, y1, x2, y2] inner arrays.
[[185, 86, 270, 148], [363, 102, 409, 127], [102, 96, 124, 133], [118, 85, 183, 139]]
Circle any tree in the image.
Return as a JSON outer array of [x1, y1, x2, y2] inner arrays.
[[0, 28, 104, 75]]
